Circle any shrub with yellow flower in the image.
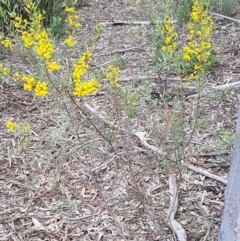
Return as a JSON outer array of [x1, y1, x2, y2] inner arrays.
[[181, 0, 216, 80], [156, 16, 178, 55]]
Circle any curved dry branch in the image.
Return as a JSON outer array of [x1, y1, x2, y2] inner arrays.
[[166, 174, 187, 241]]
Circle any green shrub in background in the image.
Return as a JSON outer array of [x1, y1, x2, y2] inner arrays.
[[176, 0, 240, 25], [219, 0, 240, 16], [176, 0, 194, 26], [0, 0, 81, 36]]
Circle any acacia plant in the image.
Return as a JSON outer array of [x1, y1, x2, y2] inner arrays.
[[154, 0, 216, 169]]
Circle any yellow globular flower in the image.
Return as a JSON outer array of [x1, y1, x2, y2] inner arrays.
[[21, 31, 34, 48], [24, 123, 30, 134], [21, 75, 36, 91], [64, 35, 76, 48], [26, 1, 33, 9], [65, 7, 75, 13], [46, 61, 61, 72], [14, 16, 23, 29], [6, 121, 18, 132], [36, 13, 43, 21], [73, 79, 101, 97], [0, 38, 13, 50], [107, 65, 120, 88], [35, 81, 48, 96]]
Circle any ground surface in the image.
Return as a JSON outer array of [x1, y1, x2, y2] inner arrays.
[[1, 1, 240, 240]]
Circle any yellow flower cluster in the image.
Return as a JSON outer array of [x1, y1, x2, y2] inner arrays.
[[46, 61, 61, 72], [64, 6, 80, 29], [72, 51, 92, 83], [107, 65, 120, 88], [182, 0, 214, 79], [21, 75, 36, 91], [14, 12, 55, 61], [63, 4, 80, 48], [15, 73, 48, 97], [64, 34, 76, 48], [0, 37, 13, 50], [6, 120, 31, 134], [25, 0, 33, 9], [6, 1, 102, 99], [72, 51, 101, 97], [35, 30, 54, 60], [0, 64, 10, 76], [73, 80, 101, 97], [12, 3, 62, 96], [6, 121, 18, 132], [21, 31, 34, 48], [35, 81, 48, 96], [156, 16, 178, 54]]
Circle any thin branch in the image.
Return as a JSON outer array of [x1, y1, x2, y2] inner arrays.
[[101, 20, 152, 25], [96, 47, 145, 57], [212, 81, 240, 90], [83, 103, 114, 127], [133, 132, 164, 156], [187, 164, 228, 185], [210, 12, 240, 23]]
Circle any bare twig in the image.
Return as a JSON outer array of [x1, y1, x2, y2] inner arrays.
[[187, 164, 228, 185], [212, 81, 240, 90], [166, 174, 187, 241], [210, 12, 240, 23], [101, 20, 152, 25], [133, 132, 164, 156], [83, 103, 114, 127], [96, 47, 144, 57]]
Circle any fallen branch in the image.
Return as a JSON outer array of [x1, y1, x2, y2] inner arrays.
[[133, 131, 228, 185], [133, 132, 164, 156], [83, 103, 114, 127], [101, 20, 152, 26], [188, 164, 228, 185], [212, 81, 240, 90], [210, 12, 240, 23], [185, 81, 240, 99], [166, 174, 187, 241], [96, 47, 144, 57]]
